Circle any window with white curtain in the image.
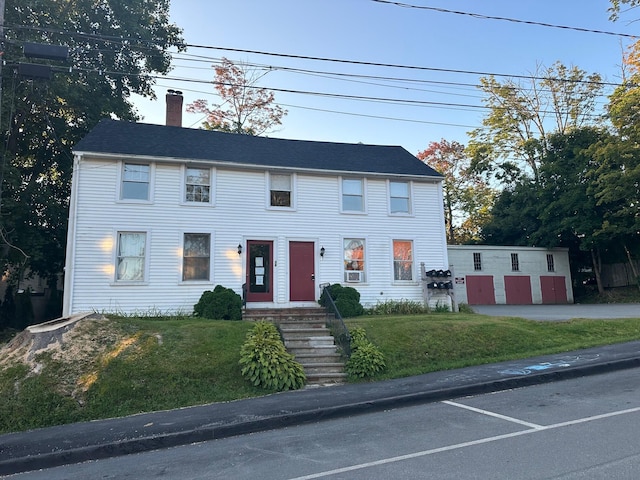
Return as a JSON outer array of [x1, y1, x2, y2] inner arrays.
[[116, 232, 146, 281]]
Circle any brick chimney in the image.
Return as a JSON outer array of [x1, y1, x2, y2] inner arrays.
[[165, 89, 183, 127]]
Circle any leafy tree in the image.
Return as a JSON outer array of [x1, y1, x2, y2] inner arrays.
[[417, 139, 493, 244], [482, 128, 616, 294], [0, 1, 183, 308], [467, 62, 604, 183], [609, 0, 640, 20], [186, 57, 287, 135], [592, 83, 640, 288], [480, 183, 542, 247]]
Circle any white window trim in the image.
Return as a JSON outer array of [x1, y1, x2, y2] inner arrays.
[[339, 177, 368, 215], [265, 172, 297, 211], [116, 161, 155, 203], [342, 236, 368, 284], [179, 230, 215, 284], [387, 180, 414, 216], [181, 165, 215, 206], [391, 238, 417, 284], [111, 229, 151, 285]]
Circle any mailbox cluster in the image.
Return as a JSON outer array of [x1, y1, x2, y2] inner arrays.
[[425, 269, 453, 290]]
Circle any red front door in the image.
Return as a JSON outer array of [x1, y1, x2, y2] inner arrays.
[[289, 241, 316, 302], [245, 240, 273, 303]]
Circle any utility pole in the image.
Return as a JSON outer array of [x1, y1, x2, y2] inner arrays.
[[0, 0, 6, 219]]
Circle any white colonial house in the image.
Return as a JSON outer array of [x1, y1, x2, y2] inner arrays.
[[62, 115, 448, 316], [447, 245, 574, 305]]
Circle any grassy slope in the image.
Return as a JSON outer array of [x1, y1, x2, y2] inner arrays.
[[1, 310, 640, 434]]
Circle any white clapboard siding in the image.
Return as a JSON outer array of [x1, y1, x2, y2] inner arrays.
[[447, 245, 573, 305], [65, 157, 447, 315]]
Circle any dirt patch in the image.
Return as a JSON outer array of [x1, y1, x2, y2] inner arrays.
[[0, 315, 131, 400]]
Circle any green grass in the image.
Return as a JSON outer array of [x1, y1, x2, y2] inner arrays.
[[346, 313, 640, 380], [1, 312, 640, 434], [0, 317, 274, 434]]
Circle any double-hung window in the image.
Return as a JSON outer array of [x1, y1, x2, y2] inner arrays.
[[116, 232, 147, 282], [344, 238, 365, 282], [389, 181, 411, 214], [342, 178, 364, 212], [269, 173, 292, 207], [185, 167, 211, 203], [183, 233, 211, 281], [121, 163, 150, 200], [393, 240, 413, 281]]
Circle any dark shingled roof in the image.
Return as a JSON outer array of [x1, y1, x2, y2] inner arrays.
[[74, 120, 442, 179]]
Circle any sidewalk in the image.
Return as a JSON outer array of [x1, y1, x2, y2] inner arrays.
[[2, 340, 640, 476]]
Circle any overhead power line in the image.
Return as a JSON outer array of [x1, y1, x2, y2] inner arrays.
[[185, 45, 623, 87], [370, 0, 639, 39], [4, 24, 627, 87]]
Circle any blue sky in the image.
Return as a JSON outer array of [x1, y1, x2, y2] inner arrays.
[[132, 0, 638, 155]]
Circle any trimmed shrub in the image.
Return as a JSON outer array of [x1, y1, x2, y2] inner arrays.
[[239, 322, 306, 391], [194, 285, 242, 320], [345, 327, 386, 379], [320, 284, 364, 318]]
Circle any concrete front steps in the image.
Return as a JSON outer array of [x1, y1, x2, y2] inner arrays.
[[243, 308, 347, 386]]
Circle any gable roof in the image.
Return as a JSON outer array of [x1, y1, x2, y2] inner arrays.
[[74, 119, 442, 179]]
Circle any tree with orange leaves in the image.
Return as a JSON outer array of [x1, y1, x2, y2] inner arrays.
[[417, 139, 493, 244], [186, 58, 287, 135]]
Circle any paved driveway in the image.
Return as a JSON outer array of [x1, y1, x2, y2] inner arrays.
[[471, 303, 640, 321]]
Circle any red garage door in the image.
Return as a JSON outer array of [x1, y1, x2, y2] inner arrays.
[[466, 275, 496, 305], [540, 276, 568, 304], [504, 276, 533, 304]]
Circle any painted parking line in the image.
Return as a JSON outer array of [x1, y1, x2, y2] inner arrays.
[[442, 400, 545, 429], [286, 405, 640, 480]]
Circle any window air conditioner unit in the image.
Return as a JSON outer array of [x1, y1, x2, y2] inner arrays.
[[346, 271, 363, 283]]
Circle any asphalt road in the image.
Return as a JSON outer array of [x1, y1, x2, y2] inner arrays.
[[10, 367, 640, 480], [472, 303, 640, 321]]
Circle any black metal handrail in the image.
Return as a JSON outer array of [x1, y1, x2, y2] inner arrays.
[[319, 283, 351, 358]]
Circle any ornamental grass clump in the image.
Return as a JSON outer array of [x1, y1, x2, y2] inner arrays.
[[239, 321, 306, 391], [345, 326, 386, 379]]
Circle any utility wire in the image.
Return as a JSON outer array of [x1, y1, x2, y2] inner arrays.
[[3, 24, 628, 87], [370, 0, 639, 39]]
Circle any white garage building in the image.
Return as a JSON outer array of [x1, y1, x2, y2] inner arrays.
[[447, 245, 573, 305]]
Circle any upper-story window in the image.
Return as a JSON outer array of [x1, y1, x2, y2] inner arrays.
[[473, 252, 482, 271], [393, 240, 413, 281], [185, 167, 211, 203], [269, 173, 292, 207], [546, 254, 555, 272], [121, 163, 150, 200], [342, 178, 364, 212], [116, 232, 147, 282], [511, 253, 520, 272], [389, 181, 411, 214]]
